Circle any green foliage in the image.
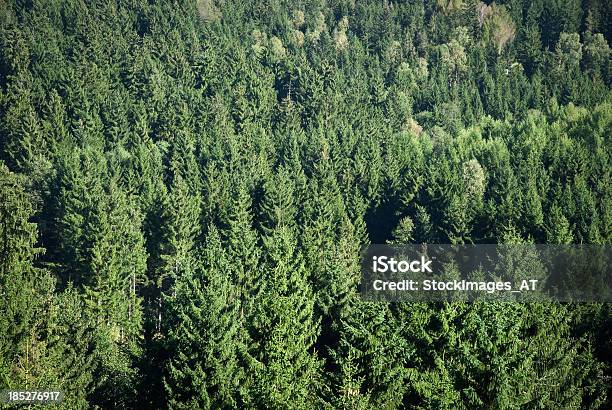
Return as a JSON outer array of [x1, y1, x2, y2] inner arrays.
[[248, 224, 321, 408], [164, 227, 246, 409], [0, 161, 54, 388], [0, 163, 94, 407], [0, 0, 610, 408]]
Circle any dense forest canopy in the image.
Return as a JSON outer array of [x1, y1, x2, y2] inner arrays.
[[0, 0, 610, 408]]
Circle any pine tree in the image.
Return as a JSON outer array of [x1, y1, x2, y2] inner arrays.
[[79, 178, 148, 407], [0, 163, 94, 406], [0, 162, 55, 389], [223, 181, 262, 322], [155, 171, 201, 333], [164, 227, 246, 409], [246, 170, 322, 408]]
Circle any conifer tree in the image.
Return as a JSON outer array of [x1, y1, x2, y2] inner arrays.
[[155, 170, 202, 332], [81, 178, 148, 408], [164, 227, 246, 409], [0, 1, 610, 408], [302, 159, 359, 317], [223, 181, 262, 321], [0, 162, 56, 389], [329, 301, 410, 409], [0, 163, 94, 406], [246, 170, 322, 408], [545, 204, 574, 244]]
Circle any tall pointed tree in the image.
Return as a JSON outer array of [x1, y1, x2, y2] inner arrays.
[[164, 227, 246, 409], [0, 163, 94, 407], [223, 181, 262, 321], [246, 170, 322, 408]]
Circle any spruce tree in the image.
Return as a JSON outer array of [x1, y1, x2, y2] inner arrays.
[[329, 301, 410, 409], [0, 162, 56, 389], [0, 163, 94, 406], [156, 171, 202, 332], [164, 227, 246, 409], [223, 181, 262, 321], [246, 171, 322, 408], [78, 178, 148, 407]]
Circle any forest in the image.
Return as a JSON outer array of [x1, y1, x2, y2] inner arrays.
[[0, 0, 611, 408]]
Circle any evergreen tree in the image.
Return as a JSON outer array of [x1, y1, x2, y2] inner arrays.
[[0, 163, 94, 407], [164, 227, 246, 409], [155, 171, 202, 333], [0, 162, 57, 389], [223, 181, 262, 322], [82, 178, 148, 408], [329, 301, 410, 409], [245, 170, 322, 408]]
